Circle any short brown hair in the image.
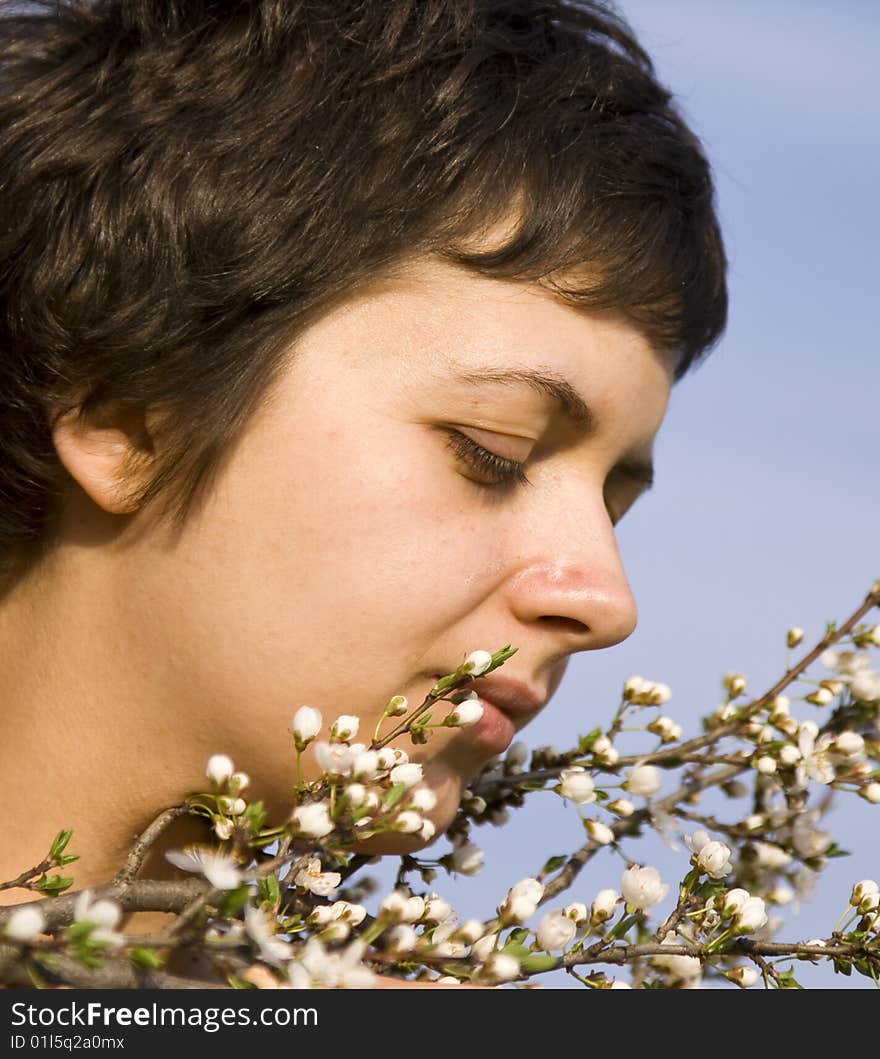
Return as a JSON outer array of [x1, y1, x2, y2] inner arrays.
[[0, 0, 727, 579]]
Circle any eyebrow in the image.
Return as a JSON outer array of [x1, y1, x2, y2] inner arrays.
[[447, 365, 655, 491]]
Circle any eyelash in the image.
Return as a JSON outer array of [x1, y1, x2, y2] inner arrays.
[[444, 429, 532, 489]]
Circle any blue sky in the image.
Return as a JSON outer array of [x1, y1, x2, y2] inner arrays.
[[369, 1, 880, 989]]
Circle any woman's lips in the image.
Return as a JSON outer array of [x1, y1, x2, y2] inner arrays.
[[431, 674, 549, 756]]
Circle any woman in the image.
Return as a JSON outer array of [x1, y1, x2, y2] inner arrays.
[[0, 0, 726, 977]]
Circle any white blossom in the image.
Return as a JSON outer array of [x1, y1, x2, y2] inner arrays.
[[652, 932, 702, 982], [850, 880, 879, 912], [4, 905, 46, 942], [623, 764, 662, 798], [606, 798, 635, 817], [563, 902, 588, 926], [505, 741, 529, 771], [290, 801, 335, 839], [684, 830, 732, 879], [590, 889, 620, 923], [165, 847, 243, 890], [754, 755, 777, 775], [584, 819, 615, 845], [312, 740, 354, 776], [409, 787, 438, 812], [591, 735, 619, 765], [206, 754, 235, 785], [449, 842, 484, 876], [423, 894, 454, 925], [288, 937, 375, 989], [393, 810, 423, 834], [244, 904, 291, 966], [463, 650, 493, 676], [751, 841, 791, 870], [293, 858, 341, 897], [499, 877, 544, 924], [478, 952, 519, 983], [647, 716, 682, 742], [292, 706, 322, 747], [379, 891, 425, 924], [420, 819, 436, 842], [728, 965, 760, 988], [833, 731, 864, 756], [620, 865, 668, 911], [229, 771, 249, 793], [446, 697, 485, 727], [330, 714, 360, 741], [390, 762, 423, 788], [862, 782, 880, 804], [385, 924, 419, 955], [850, 669, 880, 703], [787, 627, 804, 648], [470, 933, 499, 962], [73, 890, 122, 946], [557, 766, 596, 805], [733, 896, 768, 933], [536, 910, 577, 951]]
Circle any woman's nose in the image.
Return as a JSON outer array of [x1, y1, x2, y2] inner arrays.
[[505, 489, 639, 654]]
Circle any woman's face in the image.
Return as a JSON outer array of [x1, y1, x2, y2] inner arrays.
[[114, 255, 675, 843]]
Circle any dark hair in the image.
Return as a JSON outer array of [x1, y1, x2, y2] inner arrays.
[[0, 0, 727, 579]]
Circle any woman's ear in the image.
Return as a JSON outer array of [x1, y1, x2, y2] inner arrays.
[[51, 400, 156, 515]]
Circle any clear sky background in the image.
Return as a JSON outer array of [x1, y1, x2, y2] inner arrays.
[[368, 0, 879, 989]]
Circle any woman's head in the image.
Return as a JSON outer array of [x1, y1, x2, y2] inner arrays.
[[0, 0, 726, 578], [0, 0, 727, 850]]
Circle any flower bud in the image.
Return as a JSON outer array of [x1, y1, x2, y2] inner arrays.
[[623, 764, 662, 797], [727, 965, 760, 988], [449, 842, 484, 876], [393, 810, 423, 834], [536, 910, 577, 951], [861, 782, 880, 804], [5, 905, 46, 942], [386, 694, 409, 716], [849, 879, 879, 912], [564, 902, 588, 926], [778, 744, 801, 766], [723, 672, 747, 698], [445, 698, 485, 727], [292, 706, 322, 748], [590, 889, 620, 925], [390, 762, 423, 788], [805, 686, 834, 707], [606, 798, 635, 817], [754, 755, 777, 775], [557, 766, 596, 805], [330, 715, 360, 742], [206, 754, 235, 786], [463, 650, 492, 676], [584, 819, 615, 845], [478, 952, 520, 984], [833, 731, 864, 756], [786, 627, 804, 648]]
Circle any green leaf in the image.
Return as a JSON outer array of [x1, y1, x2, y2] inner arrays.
[[55, 854, 79, 866], [36, 874, 74, 896], [49, 829, 74, 860], [381, 782, 408, 810], [499, 941, 531, 961], [506, 927, 530, 946], [520, 953, 559, 973], [244, 800, 267, 831], [540, 854, 567, 875], [219, 883, 251, 916], [258, 873, 281, 908], [577, 727, 603, 754], [129, 946, 165, 970]]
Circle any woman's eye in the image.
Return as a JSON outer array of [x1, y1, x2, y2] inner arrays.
[[444, 429, 531, 490]]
